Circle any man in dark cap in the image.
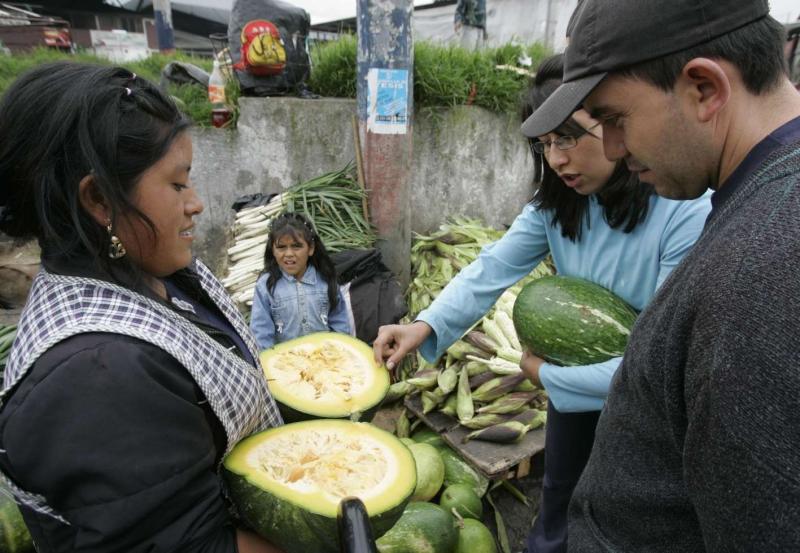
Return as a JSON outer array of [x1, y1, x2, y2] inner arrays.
[[522, 0, 800, 551]]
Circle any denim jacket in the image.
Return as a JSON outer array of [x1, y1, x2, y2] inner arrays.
[[250, 265, 353, 350]]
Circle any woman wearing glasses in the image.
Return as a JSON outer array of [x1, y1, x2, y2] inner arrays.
[[373, 53, 710, 553]]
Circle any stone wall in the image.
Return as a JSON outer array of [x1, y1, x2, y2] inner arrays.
[[162, 97, 534, 274]]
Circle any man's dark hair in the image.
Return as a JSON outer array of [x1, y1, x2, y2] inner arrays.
[[0, 61, 191, 290], [618, 16, 788, 94], [522, 54, 653, 241], [263, 212, 340, 309]]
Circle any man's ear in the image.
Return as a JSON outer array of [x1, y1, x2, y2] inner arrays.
[[679, 58, 731, 123], [77, 174, 110, 226]]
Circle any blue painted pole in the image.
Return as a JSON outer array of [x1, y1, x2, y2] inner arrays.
[[153, 0, 175, 54], [356, 0, 413, 286]]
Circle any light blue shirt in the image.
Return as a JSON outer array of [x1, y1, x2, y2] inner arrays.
[[417, 193, 711, 412], [250, 265, 353, 350]]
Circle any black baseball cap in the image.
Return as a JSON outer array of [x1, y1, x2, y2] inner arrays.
[[521, 0, 770, 138]]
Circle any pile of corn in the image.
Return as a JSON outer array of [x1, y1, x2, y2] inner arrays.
[[222, 165, 375, 307], [407, 218, 504, 318], [394, 218, 555, 444]]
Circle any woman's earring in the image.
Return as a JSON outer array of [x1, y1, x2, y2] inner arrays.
[[106, 222, 127, 259]]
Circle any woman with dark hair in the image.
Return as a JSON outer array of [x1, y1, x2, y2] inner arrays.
[[250, 211, 352, 350], [373, 53, 711, 553], [0, 62, 284, 552]]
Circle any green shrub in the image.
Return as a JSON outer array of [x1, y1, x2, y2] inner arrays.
[[0, 39, 550, 126], [0, 48, 219, 126], [308, 37, 551, 115], [308, 34, 357, 99]]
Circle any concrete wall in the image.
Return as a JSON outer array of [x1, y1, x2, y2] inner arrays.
[[190, 97, 534, 275]]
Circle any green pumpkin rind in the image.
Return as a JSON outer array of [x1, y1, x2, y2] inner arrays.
[[224, 420, 416, 553], [513, 276, 638, 366], [376, 502, 458, 553], [0, 484, 34, 553]]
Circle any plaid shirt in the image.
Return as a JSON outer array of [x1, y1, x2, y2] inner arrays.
[[0, 260, 282, 522]]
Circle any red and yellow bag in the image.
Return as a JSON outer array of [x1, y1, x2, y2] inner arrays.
[[234, 19, 286, 76]]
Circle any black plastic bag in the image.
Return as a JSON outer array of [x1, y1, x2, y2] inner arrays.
[[230, 193, 280, 213], [159, 61, 210, 90], [332, 249, 408, 344], [228, 0, 312, 97]]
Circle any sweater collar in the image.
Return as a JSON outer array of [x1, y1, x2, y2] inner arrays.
[[711, 115, 800, 214]]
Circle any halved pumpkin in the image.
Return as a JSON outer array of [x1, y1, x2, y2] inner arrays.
[[223, 419, 416, 553], [260, 332, 389, 421]]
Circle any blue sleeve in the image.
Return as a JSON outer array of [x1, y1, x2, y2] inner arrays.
[[328, 286, 353, 336], [416, 204, 550, 362], [249, 275, 275, 351], [538, 357, 622, 413], [657, 193, 711, 288]]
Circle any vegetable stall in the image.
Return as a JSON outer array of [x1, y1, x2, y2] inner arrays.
[[219, 171, 640, 550]]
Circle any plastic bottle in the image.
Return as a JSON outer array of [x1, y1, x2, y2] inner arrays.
[[208, 59, 231, 128]]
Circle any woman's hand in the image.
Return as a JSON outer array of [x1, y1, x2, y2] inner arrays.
[[373, 321, 433, 371], [520, 350, 545, 388]]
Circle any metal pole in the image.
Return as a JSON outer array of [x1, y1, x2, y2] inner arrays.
[[356, 0, 413, 287], [544, 0, 554, 49], [153, 0, 175, 54]]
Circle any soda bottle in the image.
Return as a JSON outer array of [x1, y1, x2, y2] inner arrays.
[[208, 59, 232, 128]]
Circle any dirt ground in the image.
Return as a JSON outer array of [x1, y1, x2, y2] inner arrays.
[[480, 459, 544, 553]]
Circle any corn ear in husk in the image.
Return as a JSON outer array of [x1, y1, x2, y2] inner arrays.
[[437, 366, 459, 394], [406, 369, 439, 390], [422, 389, 447, 414], [464, 409, 547, 444], [440, 393, 458, 417], [471, 373, 527, 402], [476, 391, 538, 415], [456, 366, 474, 423], [384, 380, 414, 403], [459, 413, 509, 430]]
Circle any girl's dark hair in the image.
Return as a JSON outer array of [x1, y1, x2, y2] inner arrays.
[[0, 62, 191, 290], [263, 212, 339, 309], [522, 54, 653, 241]]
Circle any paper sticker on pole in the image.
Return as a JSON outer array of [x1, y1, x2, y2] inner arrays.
[[367, 68, 409, 134]]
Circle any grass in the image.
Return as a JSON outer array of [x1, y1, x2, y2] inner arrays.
[[0, 48, 222, 127], [309, 37, 551, 115], [308, 35, 358, 99], [0, 39, 550, 127]]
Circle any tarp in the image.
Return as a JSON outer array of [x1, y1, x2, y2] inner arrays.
[[414, 0, 578, 52], [110, 0, 232, 24]]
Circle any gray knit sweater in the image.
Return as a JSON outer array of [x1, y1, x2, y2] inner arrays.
[[568, 137, 800, 552]]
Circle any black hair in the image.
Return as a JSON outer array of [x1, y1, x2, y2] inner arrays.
[[0, 62, 191, 291], [618, 16, 787, 95], [522, 53, 653, 241], [263, 212, 339, 309]]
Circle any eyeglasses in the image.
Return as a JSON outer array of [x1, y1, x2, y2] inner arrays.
[[529, 122, 601, 155]]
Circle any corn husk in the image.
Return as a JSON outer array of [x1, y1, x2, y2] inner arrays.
[[456, 366, 474, 423]]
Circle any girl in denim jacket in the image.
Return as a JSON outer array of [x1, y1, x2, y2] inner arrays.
[[250, 212, 353, 350]]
